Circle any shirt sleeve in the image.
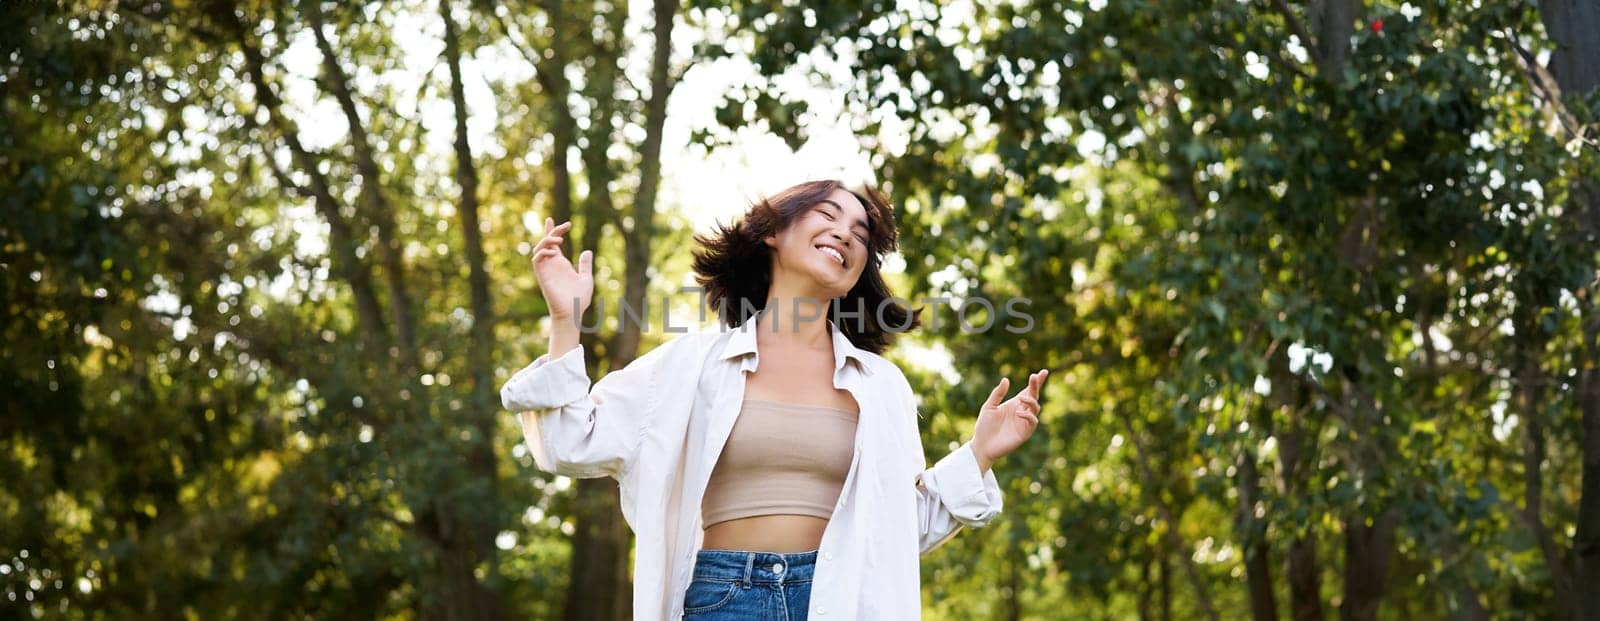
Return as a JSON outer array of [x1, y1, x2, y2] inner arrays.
[[914, 440, 1004, 555], [500, 339, 675, 480]]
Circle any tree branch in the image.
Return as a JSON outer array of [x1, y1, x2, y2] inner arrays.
[[1266, 0, 1322, 72], [308, 2, 421, 371], [492, 6, 577, 224], [214, 4, 392, 362], [1502, 28, 1599, 151], [605, 0, 678, 367], [440, 0, 494, 403]]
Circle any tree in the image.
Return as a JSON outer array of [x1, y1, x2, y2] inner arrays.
[[1, 0, 686, 617], [700, 1, 1595, 618]]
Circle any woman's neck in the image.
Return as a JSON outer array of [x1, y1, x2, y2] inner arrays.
[[756, 279, 833, 351]]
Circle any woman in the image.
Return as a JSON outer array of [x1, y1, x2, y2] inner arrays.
[[501, 180, 1049, 620]]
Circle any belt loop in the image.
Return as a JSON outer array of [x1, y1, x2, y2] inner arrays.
[[742, 552, 755, 588]]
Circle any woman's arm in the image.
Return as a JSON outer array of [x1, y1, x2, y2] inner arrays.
[[501, 338, 674, 479], [915, 440, 1004, 554], [500, 216, 651, 479], [914, 369, 1050, 554]]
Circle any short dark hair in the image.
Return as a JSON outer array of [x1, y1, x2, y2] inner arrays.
[[691, 180, 921, 354]]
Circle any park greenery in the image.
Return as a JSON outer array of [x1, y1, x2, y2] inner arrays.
[[3, 0, 1597, 619]]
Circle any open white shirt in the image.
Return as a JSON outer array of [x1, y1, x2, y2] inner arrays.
[[500, 320, 1003, 620]]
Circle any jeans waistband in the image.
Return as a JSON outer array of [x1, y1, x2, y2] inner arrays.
[[692, 549, 818, 585]]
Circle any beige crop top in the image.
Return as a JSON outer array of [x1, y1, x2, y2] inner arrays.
[[701, 399, 859, 528]]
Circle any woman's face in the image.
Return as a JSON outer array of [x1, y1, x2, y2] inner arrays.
[[766, 188, 872, 299]]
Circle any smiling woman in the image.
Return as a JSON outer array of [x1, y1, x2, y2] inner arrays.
[[690, 180, 917, 353], [502, 179, 1052, 619]]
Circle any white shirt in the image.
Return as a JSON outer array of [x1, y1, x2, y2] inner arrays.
[[500, 320, 1003, 620]]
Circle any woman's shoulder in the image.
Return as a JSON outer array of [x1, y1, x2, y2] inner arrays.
[[637, 329, 726, 360], [636, 327, 760, 364], [856, 352, 916, 401]]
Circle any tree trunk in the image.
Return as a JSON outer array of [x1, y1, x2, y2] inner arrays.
[[561, 4, 637, 620], [1158, 543, 1173, 621], [1237, 451, 1279, 621], [535, 0, 576, 226], [1271, 352, 1324, 621], [1281, 426, 1323, 621], [1267, 0, 1360, 77], [1535, 3, 1600, 619], [566, 100, 632, 621], [440, 0, 497, 452], [1138, 556, 1154, 621], [1339, 509, 1397, 621], [564, 478, 632, 621], [1513, 320, 1571, 615], [1575, 285, 1600, 621], [609, 0, 679, 366], [1336, 381, 1397, 621], [1307, 0, 1360, 76], [435, 2, 504, 619], [1441, 533, 1490, 621], [1538, 0, 1600, 96], [1286, 536, 1322, 621], [1121, 419, 1220, 621]]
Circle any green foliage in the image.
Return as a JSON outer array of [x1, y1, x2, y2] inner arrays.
[[703, 0, 1596, 618], [5, 0, 1596, 619]]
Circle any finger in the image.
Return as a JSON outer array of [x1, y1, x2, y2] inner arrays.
[[1031, 369, 1049, 398], [534, 248, 562, 262], [544, 217, 553, 236], [536, 234, 567, 251], [1019, 396, 1039, 412], [1020, 411, 1039, 426], [539, 222, 573, 244], [984, 377, 1010, 408], [577, 249, 593, 277], [545, 221, 572, 239]]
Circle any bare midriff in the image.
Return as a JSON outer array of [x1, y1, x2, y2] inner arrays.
[[702, 515, 829, 554]]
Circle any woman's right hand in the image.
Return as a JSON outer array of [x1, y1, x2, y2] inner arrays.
[[533, 217, 593, 322]]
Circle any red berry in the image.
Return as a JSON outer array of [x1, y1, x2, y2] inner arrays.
[[1371, 19, 1384, 33]]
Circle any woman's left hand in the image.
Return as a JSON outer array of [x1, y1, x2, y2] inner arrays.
[[971, 369, 1050, 472]]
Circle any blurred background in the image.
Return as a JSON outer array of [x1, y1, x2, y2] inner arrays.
[[3, 0, 1598, 619]]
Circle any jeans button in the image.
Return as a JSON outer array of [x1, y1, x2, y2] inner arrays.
[[771, 563, 783, 574]]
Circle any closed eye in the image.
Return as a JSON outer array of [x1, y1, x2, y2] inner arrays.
[[818, 201, 871, 245]]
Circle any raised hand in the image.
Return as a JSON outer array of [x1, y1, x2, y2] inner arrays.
[[971, 369, 1050, 472], [532, 217, 594, 322]]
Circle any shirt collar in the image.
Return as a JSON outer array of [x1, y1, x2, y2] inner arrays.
[[719, 314, 873, 377]]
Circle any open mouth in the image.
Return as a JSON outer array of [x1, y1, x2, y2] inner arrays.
[[815, 245, 846, 268]]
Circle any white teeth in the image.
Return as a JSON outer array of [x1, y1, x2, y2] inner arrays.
[[817, 246, 844, 266]]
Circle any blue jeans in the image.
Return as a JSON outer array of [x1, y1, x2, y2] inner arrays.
[[682, 549, 817, 620]]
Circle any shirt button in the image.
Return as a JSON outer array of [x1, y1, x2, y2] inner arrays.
[[816, 607, 827, 615], [824, 552, 834, 561], [771, 563, 783, 574]]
